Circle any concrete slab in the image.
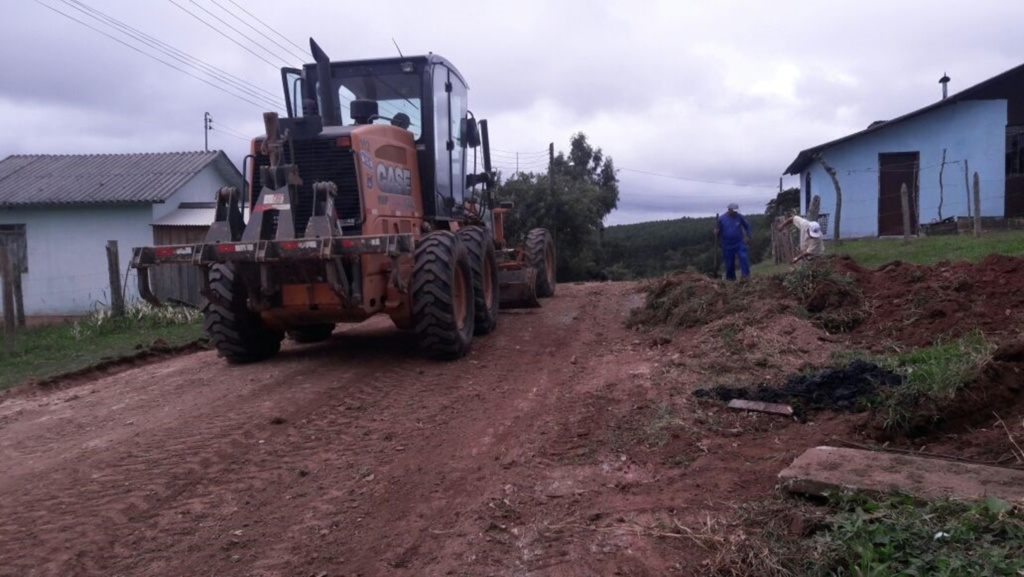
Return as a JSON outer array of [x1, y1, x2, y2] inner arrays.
[[779, 446, 1024, 501], [727, 399, 794, 416]]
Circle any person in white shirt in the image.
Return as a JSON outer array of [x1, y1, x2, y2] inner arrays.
[[777, 213, 825, 264]]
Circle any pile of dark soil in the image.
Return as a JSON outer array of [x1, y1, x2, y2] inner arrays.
[[694, 360, 902, 421]]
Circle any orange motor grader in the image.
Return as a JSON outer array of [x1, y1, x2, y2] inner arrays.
[[131, 39, 555, 363]]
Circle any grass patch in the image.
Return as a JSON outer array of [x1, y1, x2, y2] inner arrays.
[[874, 332, 995, 434], [754, 229, 1024, 275], [0, 301, 205, 391], [807, 493, 1024, 576]]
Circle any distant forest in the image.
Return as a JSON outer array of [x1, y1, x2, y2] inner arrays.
[[601, 187, 799, 280], [602, 214, 769, 279], [491, 130, 800, 281]]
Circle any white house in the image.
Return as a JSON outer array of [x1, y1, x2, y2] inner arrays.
[[784, 63, 1024, 238], [0, 151, 243, 316]]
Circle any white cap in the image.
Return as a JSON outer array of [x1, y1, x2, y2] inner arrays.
[[808, 222, 823, 238], [727, 203, 739, 210]]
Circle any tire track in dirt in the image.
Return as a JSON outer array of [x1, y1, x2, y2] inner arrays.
[[0, 282, 665, 576], [0, 319, 437, 576]]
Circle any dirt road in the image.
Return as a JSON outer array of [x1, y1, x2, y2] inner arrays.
[[2, 270, 1017, 576]]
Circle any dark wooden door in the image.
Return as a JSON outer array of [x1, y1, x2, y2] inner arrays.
[[151, 226, 206, 306], [878, 152, 919, 236], [1007, 176, 1024, 218]]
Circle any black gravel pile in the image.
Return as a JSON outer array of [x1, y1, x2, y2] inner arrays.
[[693, 360, 902, 420]]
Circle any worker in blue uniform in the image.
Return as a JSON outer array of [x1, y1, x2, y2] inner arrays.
[[715, 202, 751, 281]]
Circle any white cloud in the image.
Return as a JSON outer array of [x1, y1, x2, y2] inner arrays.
[[2, 0, 1022, 224]]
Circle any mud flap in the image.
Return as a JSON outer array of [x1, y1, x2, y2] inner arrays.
[[498, 267, 539, 309]]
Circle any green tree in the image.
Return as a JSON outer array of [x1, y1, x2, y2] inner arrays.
[[765, 187, 800, 218], [495, 133, 619, 281]]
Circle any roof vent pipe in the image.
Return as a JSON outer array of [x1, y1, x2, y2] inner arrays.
[[939, 72, 950, 100]]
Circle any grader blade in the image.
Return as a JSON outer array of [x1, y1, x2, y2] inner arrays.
[[497, 267, 539, 309]]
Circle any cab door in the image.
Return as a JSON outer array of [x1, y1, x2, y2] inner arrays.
[[432, 65, 468, 217]]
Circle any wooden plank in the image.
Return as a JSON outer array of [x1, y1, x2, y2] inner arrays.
[[779, 446, 1024, 502], [727, 399, 794, 416]]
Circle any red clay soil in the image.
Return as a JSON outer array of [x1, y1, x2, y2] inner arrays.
[[831, 254, 1024, 348], [0, 263, 1022, 576]]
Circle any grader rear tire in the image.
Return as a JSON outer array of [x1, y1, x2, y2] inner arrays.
[[457, 226, 499, 335], [202, 263, 284, 364], [526, 228, 556, 298], [412, 231, 475, 359]]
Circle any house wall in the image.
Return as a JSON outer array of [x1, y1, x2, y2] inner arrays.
[[151, 162, 242, 222], [801, 100, 1007, 238], [0, 165, 240, 315], [0, 205, 152, 315]]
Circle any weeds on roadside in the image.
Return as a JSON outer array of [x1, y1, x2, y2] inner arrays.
[[1, 300, 204, 390], [71, 300, 201, 340], [807, 492, 1024, 576]]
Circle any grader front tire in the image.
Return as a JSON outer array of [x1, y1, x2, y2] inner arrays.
[[412, 231, 475, 359]]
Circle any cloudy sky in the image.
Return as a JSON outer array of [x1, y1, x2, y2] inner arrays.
[[2, 0, 1022, 225]]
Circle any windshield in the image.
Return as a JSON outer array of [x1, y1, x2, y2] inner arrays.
[[329, 64, 423, 139]]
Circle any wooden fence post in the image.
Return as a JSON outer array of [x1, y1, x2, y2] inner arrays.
[[973, 172, 982, 238], [901, 183, 912, 243], [1, 245, 15, 353], [106, 240, 125, 317], [13, 272, 24, 328], [808, 195, 821, 221], [964, 159, 972, 219]]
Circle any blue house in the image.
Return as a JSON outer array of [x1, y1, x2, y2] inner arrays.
[[784, 64, 1024, 238]]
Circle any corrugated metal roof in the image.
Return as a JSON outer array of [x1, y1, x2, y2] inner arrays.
[[0, 151, 231, 206]]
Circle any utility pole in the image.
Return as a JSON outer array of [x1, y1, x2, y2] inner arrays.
[[204, 111, 212, 152], [549, 143, 554, 196]]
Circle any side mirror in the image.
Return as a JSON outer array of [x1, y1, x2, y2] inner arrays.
[[463, 118, 481, 148]]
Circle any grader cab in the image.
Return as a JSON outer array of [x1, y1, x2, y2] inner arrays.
[[131, 39, 555, 363]]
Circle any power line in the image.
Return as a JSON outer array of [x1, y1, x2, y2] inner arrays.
[[211, 120, 252, 140], [165, 0, 283, 70], [58, 0, 282, 110], [206, 0, 308, 63], [184, 0, 293, 68], [226, 0, 310, 59], [35, 0, 271, 110]]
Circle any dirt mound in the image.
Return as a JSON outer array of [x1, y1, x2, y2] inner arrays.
[[693, 360, 902, 421], [831, 254, 1024, 347]]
